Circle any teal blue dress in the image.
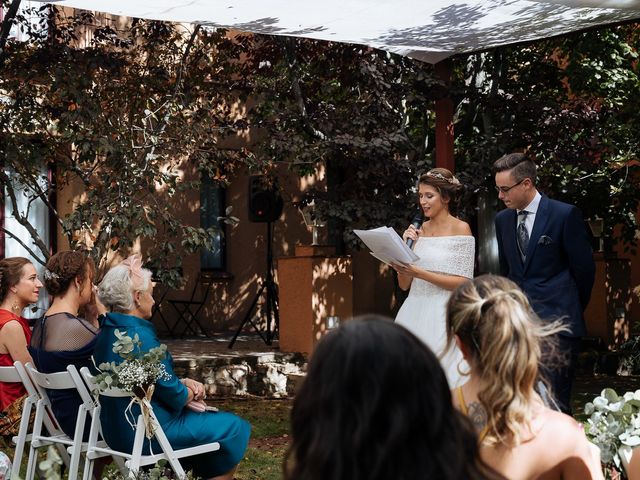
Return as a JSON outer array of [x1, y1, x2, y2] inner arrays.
[[93, 312, 250, 478]]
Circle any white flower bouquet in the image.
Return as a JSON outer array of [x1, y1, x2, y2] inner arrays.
[[583, 388, 640, 479], [93, 329, 172, 439], [93, 329, 170, 398]]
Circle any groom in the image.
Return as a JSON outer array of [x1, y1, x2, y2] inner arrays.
[[493, 153, 595, 414]]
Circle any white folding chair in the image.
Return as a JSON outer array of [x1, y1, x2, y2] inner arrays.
[[80, 367, 220, 479], [12, 361, 72, 478], [0, 361, 37, 479], [24, 363, 92, 480], [66, 367, 125, 480]]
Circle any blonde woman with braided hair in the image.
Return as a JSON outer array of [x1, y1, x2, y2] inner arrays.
[[446, 274, 603, 480]]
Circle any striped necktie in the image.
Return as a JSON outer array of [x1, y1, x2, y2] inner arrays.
[[517, 210, 530, 262]]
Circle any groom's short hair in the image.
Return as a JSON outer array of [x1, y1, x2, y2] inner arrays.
[[493, 153, 537, 185]]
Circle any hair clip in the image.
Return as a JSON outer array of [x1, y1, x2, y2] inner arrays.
[[43, 269, 60, 281], [122, 254, 144, 282]]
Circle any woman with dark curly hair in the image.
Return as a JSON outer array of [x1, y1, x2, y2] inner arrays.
[[393, 168, 475, 387], [29, 250, 104, 438], [0, 257, 42, 435], [284, 316, 504, 480]]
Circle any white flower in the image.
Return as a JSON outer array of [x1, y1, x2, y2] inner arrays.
[[92, 330, 171, 396], [583, 388, 640, 473]]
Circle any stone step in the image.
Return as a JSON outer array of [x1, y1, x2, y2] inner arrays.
[[164, 335, 308, 398]]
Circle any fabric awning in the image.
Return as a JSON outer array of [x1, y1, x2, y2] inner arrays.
[[39, 0, 640, 63]]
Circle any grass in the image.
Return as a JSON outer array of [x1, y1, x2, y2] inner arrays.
[[0, 398, 292, 480], [209, 398, 291, 480]]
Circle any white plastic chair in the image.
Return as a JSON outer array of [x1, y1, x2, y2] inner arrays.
[[79, 366, 220, 479], [0, 361, 37, 479], [24, 363, 92, 480]]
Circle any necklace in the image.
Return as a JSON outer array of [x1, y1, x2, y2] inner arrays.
[[421, 214, 452, 237]]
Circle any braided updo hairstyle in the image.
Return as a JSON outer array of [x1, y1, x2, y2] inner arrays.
[[446, 275, 566, 447], [44, 251, 95, 296], [418, 168, 464, 215], [0, 257, 32, 302]]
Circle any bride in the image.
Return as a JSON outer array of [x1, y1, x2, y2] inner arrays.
[[393, 168, 475, 388]]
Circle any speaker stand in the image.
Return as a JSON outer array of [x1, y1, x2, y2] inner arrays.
[[229, 222, 279, 348]]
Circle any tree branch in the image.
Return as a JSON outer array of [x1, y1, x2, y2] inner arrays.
[[0, 169, 50, 260], [18, 173, 65, 229], [0, 0, 22, 70], [281, 37, 326, 141], [0, 228, 47, 265], [137, 24, 201, 170]]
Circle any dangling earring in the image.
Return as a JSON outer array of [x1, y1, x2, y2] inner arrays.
[[11, 302, 21, 314], [457, 359, 471, 377]]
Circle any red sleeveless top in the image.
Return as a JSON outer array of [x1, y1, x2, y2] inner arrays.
[[0, 309, 31, 410]]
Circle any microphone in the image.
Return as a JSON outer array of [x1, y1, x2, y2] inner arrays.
[[406, 210, 424, 249]]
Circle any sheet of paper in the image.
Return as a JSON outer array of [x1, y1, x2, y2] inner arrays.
[[354, 227, 419, 265]]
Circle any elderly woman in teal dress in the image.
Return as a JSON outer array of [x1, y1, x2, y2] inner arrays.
[[94, 255, 250, 480]]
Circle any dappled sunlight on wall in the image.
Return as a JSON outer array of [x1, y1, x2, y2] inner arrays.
[[279, 252, 352, 353], [608, 261, 633, 346], [311, 257, 351, 340], [585, 255, 632, 348]]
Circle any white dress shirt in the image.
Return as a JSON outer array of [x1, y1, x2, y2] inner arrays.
[[517, 191, 541, 235]]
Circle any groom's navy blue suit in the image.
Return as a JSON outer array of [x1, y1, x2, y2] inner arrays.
[[495, 194, 595, 411]]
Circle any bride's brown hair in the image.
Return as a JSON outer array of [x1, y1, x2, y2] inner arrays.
[[418, 168, 463, 215]]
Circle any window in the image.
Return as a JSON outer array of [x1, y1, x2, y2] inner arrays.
[[200, 175, 226, 271], [1, 1, 48, 43]]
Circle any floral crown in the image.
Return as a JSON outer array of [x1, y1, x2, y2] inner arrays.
[[426, 171, 460, 185]]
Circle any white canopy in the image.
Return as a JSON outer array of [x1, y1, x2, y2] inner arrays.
[[42, 0, 640, 63]]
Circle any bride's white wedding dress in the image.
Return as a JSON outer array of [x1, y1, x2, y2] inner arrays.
[[395, 235, 475, 388]]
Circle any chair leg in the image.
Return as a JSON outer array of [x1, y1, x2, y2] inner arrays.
[[11, 396, 34, 479], [187, 305, 209, 336], [66, 406, 88, 480], [153, 422, 185, 479], [169, 303, 193, 337], [126, 415, 146, 477], [180, 306, 197, 337], [25, 400, 45, 480], [82, 406, 102, 480]]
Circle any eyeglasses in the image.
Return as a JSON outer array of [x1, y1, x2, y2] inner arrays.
[[495, 178, 526, 193]]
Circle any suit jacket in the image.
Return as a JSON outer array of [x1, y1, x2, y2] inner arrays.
[[495, 195, 595, 337]]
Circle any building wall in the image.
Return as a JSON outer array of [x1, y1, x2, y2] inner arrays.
[[51, 8, 638, 342]]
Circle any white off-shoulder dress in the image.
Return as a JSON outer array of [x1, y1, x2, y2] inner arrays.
[[395, 235, 475, 388]]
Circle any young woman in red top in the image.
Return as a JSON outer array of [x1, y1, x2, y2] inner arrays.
[[0, 257, 43, 420]]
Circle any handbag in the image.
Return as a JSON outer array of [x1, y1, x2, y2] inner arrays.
[[0, 394, 29, 436]]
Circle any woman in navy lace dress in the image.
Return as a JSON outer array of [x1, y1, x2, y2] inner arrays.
[[29, 250, 104, 438]]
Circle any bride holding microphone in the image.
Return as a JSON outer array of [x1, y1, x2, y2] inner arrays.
[[392, 168, 475, 388]]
